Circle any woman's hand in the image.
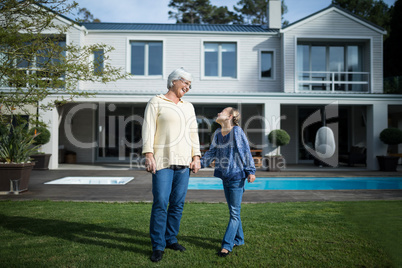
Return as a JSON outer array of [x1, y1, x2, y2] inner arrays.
[[145, 153, 156, 174], [190, 156, 201, 173], [247, 174, 256, 183]]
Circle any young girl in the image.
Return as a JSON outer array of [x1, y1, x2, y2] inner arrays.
[[201, 107, 256, 257]]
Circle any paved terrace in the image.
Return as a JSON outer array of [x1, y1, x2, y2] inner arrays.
[[1, 164, 401, 203]]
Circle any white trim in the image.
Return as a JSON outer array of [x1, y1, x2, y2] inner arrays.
[[370, 37, 374, 93], [258, 49, 276, 80], [126, 37, 165, 80], [281, 7, 386, 35], [200, 38, 240, 81]]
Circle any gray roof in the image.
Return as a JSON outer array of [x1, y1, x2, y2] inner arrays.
[[81, 23, 279, 33]]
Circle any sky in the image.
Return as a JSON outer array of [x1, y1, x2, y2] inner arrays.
[[69, 0, 397, 24]]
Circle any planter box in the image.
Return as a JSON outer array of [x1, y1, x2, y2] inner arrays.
[[31, 154, 52, 170], [377, 155, 400, 172], [263, 156, 285, 171], [0, 162, 35, 193]]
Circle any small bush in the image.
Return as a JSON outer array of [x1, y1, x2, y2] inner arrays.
[[268, 129, 290, 147], [29, 126, 51, 146], [379, 128, 402, 145]]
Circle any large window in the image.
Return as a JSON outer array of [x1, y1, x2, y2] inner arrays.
[[260, 51, 274, 79], [204, 42, 237, 78], [8, 39, 66, 88], [297, 43, 367, 92], [130, 41, 162, 76]]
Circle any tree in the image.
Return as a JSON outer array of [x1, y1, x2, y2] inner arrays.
[[76, 7, 100, 23], [0, 0, 127, 124], [234, 0, 288, 25], [168, 0, 242, 24], [384, 0, 402, 79]]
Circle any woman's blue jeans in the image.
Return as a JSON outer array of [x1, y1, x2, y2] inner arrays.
[[150, 167, 190, 251], [221, 178, 245, 252]]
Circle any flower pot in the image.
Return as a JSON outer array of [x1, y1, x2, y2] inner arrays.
[[264, 156, 285, 171], [0, 162, 35, 193], [377, 155, 399, 172], [31, 154, 52, 170]]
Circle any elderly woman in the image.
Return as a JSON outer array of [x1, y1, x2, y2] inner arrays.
[[142, 68, 201, 263]]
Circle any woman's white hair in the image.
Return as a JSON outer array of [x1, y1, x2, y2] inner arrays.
[[167, 68, 193, 89]]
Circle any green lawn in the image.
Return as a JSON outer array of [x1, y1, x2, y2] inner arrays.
[[0, 200, 401, 267]]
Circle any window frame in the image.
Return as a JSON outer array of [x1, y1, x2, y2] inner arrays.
[[201, 39, 239, 80], [259, 49, 275, 80], [126, 38, 165, 79]]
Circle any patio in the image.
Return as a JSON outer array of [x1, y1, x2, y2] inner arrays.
[[0, 164, 401, 203]]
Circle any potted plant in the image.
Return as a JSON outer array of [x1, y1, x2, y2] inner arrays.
[[265, 129, 290, 171], [29, 126, 52, 170], [377, 127, 402, 171], [0, 122, 39, 193]]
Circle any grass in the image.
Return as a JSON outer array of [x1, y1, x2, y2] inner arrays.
[[0, 200, 401, 267]]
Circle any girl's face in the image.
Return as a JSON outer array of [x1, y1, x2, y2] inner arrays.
[[216, 108, 232, 125]]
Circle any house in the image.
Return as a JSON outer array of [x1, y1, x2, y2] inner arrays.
[[30, 1, 402, 170]]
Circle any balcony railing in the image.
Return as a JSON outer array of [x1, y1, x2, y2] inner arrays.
[[297, 71, 370, 93]]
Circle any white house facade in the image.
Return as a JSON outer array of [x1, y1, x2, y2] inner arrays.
[[35, 2, 401, 170]]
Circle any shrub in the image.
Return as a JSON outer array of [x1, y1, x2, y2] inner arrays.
[[379, 128, 402, 145], [268, 129, 290, 147], [29, 126, 51, 146]]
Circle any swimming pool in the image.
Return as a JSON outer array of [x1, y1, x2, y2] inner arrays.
[[188, 177, 402, 190]]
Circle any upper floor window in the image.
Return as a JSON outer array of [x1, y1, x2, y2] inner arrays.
[[297, 42, 367, 92], [8, 39, 66, 88], [130, 41, 162, 76], [93, 49, 104, 76], [260, 50, 273, 79], [204, 42, 237, 78]]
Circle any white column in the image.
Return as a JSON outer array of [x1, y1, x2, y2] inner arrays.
[[263, 101, 281, 156], [366, 103, 388, 170], [39, 105, 59, 169]]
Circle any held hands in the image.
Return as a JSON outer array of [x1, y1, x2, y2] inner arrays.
[[190, 156, 201, 173], [145, 153, 156, 174], [247, 174, 256, 183]]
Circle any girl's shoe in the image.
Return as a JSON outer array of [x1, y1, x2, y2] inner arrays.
[[217, 250, 230, 257]]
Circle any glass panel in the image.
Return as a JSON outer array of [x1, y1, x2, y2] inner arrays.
[[131, 42, 145, 75], [94, 50, 104, 75], [221, 43, 236, 78], [330, 46, 345, 91], [329, 46, 344, 72], [347, 46, 363, 91], [148, 42, 162, 75], [297, 45, 310, 84], [204, 43, 218, 76], [261, 51, 272, 78], [311, 46, 327, 90]]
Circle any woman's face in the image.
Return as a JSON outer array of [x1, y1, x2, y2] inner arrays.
[[216, 108, 232, 124], [171, 77, 191, 98]]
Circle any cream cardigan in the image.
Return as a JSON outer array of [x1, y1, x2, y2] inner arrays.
[[142, 94, 201, 170]]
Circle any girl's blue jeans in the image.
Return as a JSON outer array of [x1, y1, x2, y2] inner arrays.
[[150, 167, 190, 251], [221, 178, 245, 252]]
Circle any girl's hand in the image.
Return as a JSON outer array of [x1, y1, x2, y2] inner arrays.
[[247, 174, 256, 183]]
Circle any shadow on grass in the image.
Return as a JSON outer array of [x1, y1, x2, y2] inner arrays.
[[0, 214, 150, 256], [0, 214, 221, 255], [180, 235, 221, 250]]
